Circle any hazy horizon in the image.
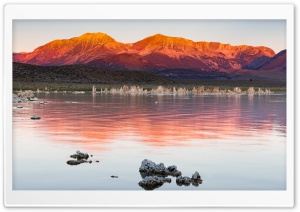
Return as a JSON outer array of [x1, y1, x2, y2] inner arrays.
[[13, 20, 286, 53]]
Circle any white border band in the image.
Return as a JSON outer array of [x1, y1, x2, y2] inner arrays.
[[4, 3, 294, 207]]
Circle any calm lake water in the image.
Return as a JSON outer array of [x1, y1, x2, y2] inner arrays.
[[13, 93, 286, 190]]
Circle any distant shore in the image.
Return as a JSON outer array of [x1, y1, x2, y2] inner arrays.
[[13, 84, 284, 103], [13, 80, 286, 93], [13, 62, 286, 92]]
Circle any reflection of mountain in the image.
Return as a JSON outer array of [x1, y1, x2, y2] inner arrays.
[[14, 94, 286, 151], [13, 32, 281, 77]]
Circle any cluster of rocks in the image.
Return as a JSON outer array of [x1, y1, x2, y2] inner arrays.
[[13, 90, 41, 103], [67, 150, 93, 166], [138, 159, 202, 190], [13, 85, 273, 98], [90, 85, 273, 96], [176, 171, 203, 187], [66, 151, 101, 165], [139, 159, 182, 177]]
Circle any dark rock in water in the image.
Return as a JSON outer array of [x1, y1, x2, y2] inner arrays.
[[111, 175, 118, 178], [70, 150, 89, 160], [91, 155, 93, 157], [67, 160, 87, 166], [176, 176, 192, 186], [138, 176, 171, 190], [192, 181, 200, 187], [95, 160, 99, 163], [176, 172, 203, 186], [139, 159, 181, 177], [138, 159, 202, 189], [191, 180, 202, 187], [67, 150, 91, 166], [167, 165, 177, 172], [31, 116, 41, 120], [191, 171, 201, 181]]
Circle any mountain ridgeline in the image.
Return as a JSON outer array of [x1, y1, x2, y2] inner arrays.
[[13, 32, 286, 82]]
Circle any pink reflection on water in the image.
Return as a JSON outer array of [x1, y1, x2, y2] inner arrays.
[[13, 93, 285, 152]]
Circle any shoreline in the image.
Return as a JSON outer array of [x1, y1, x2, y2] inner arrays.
[[13, 85, 284, 103], [13, 80, 286, 93]]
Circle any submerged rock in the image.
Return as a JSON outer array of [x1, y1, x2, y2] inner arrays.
[[138, 176, 171, 190], [139, 159, 181, 177]]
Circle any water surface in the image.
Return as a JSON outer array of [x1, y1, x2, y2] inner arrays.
[[13, 93, 286, 190]]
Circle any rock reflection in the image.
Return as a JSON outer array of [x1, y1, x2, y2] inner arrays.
[[138, 176, 172, 190]]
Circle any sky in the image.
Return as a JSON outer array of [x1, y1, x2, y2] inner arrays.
[[13, 20, 286, 53]]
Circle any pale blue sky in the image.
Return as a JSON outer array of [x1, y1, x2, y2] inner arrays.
[[13, 20, 286, 53]]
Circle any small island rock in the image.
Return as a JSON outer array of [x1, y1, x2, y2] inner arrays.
[[139, 159, 181, 177]]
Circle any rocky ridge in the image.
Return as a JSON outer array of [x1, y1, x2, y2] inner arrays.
[[13, 32, 276, 72]]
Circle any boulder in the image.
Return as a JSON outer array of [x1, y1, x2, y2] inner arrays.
[[139, 159, 181, 177], [176, 176, 192, 186], [70, 150, 89, 160], [191, 171, 201, 180], [176, 172, 203, 186]]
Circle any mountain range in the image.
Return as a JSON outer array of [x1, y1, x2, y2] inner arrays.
[[13, 32, 286, 81]]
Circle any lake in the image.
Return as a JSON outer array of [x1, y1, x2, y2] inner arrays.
[[12, 92, 286, 190]]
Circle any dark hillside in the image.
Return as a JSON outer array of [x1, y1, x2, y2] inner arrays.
[[13, 62, 174, 85]]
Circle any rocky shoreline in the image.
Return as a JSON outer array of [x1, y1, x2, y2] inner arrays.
[[13, 85, 274, 103]]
